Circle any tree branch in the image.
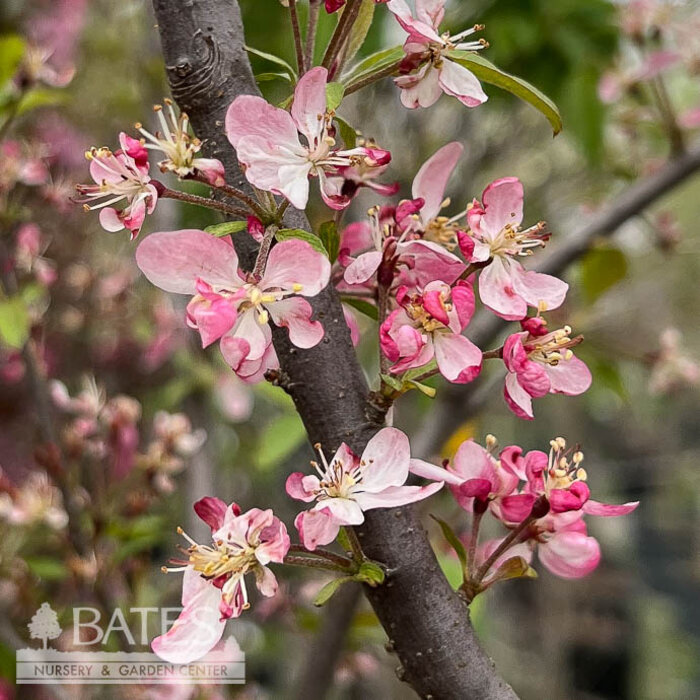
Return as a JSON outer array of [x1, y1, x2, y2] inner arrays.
[[413, 142, 700, 460], [150, 1, 517, 697]]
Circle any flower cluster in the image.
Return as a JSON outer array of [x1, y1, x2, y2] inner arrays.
[[438, 435, 638, 594]]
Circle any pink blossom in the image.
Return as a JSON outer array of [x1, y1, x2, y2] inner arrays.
[[0, 140, 48, 193], [135, 100, 225, 185], [226, 67, 392, 210], [152, 499, 289, 663], [286, 427, 446, 550], [648, 327, 700, 394], [76, 134, 158, 240], [341, 203, 466, 290], [460, 177, 568, 320], [380, 281, 482, 383], [502, 318, 592, 420], [386, 0, 488, 109], [136, 229, 330, 382]]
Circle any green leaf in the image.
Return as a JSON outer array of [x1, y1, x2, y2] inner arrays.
[[256, 413, 306, 471], [342, 46, 404, 88], [446, 50, 563, 135], [318, 220, 340, 263], [326, 82, 345, 111], [344, 0, 376, 66], [16, 89, 67, 115], [204, 220, 248, 237], [580, 246, 628, 302], [0, 35, 25, 87], [334, 115, 357, 150], [380, 373, 403, 392], [431, 515, 468, 574], [355, 560, 385, 586], [313, 576, 355, 606], [255, 71, 294, 83], [245, 45, 297, 80], [26, 557, 68, 581], [0, 296, 30, 349], [406, 379, 436, 398], [485, 556, 538, 586], [342, 297, 378, 321], [275, 228, 328, 257]]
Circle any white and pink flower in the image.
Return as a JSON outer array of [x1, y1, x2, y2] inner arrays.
[[286, 427, 447, 550], [387, 0, 488, 109], [152, 499, 289, 663], [135, 99, 225, 186], [460, 177, 568, 320], [380, 280, 482, 383], [502, 317, 592, 420], [225, 67, 392, 210], [135, 229, 331, 382], [76, 133, 158, 240]]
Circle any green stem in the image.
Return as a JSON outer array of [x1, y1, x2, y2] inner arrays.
[[344, 59, 404, 96], [473, 516, 534, 584], [287, 544, 355, 570], [289, 0, 306, 75], [466, 510, 483, 574], [305, 0, 321, 69], [322, 0, 363, 71], [158, 185, 249, 218], [284, 555, 351, 573], [341, 526, 365, 563], [252, 224, 278, 278]]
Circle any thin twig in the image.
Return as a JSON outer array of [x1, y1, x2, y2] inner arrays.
[[289, 0, 306, 75], [305, 0, 321, 69], [322, 0, 363, 71], [252, 224, 278, 278], [344, 59, 404, 96], [473, 516, 534, 583], [158, 184, 250, 218]]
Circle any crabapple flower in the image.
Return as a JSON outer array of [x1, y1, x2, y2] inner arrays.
[[380, 281, 482, 383], [387, 0, 488, 109], [502, 317, 592, 420], [0, 140, 48, 193], [152, 499, 289, 663], [76, 134, 158, 240], [0, 470, 68, 530], [136, 229, 330, 382], [135, 100, 225, 186], [341, 203, 466, 289], [225, 67, 393, 210], [286, 427, 446, 550], [460, 178, 568, 320], [648, 327, 700, 394]]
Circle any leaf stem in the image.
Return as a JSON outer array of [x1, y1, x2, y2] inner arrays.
[[305, 0, 321, 69], [344, 59, 404, 96], [473, 516, 534, 584], [322, 0, 363, 71], [253, 225, 278, 278], [157, 185, 249, 218], [289, 0, 306, 75]]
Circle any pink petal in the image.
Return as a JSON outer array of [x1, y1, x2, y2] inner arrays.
[[267, 297, 324, 349], [135, 230, 240, 295], [458, 478, 492, 501], [316, 497, 365, 525], [415, 0, 445, 28], [262, 240, 331, 296], [344, 251, 383, 285], [412, 141, 464, 222], [386, 0, 443, 43], [398, 240, 466, 287], [510, 265, 568, 312], [98, 207, 125, 233], [538, 531, 601, 579], [225, 95, 300, 150], [359, 427, 411, 492], [494, 493, 536, 524], [548, 482, 590, 513], [219, 335, 251, 372], [193, 497, 231, 531], [504, 372, 535, 420], [291, 67, 329, 145], [409, 458, 463, 485], [433, 332, 482, 383], [545, 355, 592, 396], [286, 472, 321, 502], [354, 482, 443, 509], [438, 60, 488, 108], [342, 304, 361, 346], [255, 566, 279, 597], [295, 508, 339, 550], [582, 500, 639, 517], [151, 568, 226, 664], [479, 177, 524, 237], [397, 63, 443, 109], [478, 257, 528, 320]]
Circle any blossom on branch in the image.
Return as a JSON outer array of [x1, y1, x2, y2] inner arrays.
[[225, 67, 393, 210], [152, 499, 289, 663]]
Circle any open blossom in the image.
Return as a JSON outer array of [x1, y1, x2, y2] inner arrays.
[[0, 140, 48, 193], [380, 281, 482, 383], [136, 229, 330, 382], [152, 499, 289, 663], [225, 67, 392, 210], [286, 427, 447, 550], [502, 316, 592, 420], [135, 99, 225, 186], [76, 133, 157, 240], [386, 0, 488, 109], [648, 327, 700, 394], [0, 470, 68, 531], [503, 438, 639, 578], [341, 203, 465, 289], [459, 178, 568, 320]]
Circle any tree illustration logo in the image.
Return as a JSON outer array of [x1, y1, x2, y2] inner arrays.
[[28, 603, 62, 650]]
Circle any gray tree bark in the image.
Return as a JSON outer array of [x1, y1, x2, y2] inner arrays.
[[150, 1, 518, 698]]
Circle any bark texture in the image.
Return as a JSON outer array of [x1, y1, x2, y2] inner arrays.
[[151, 1, 518, 698]]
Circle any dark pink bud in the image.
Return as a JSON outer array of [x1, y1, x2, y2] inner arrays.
[[521, 316, 548, 337]]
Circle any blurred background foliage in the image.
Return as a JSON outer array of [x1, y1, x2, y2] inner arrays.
[[1, 0, 700, 699]]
